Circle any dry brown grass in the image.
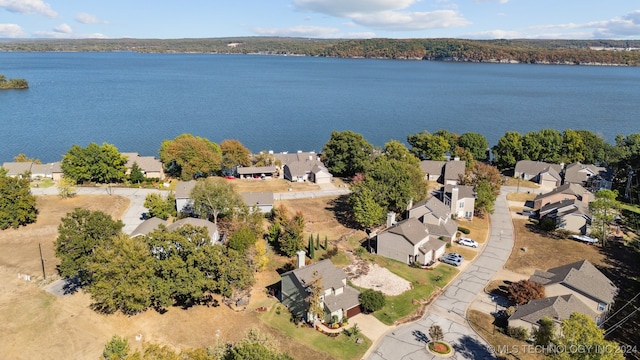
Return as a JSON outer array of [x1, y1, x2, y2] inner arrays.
[[468, 310, 545, 360], [506, 192, 537, 202], [0, 194, 337, 360], [458, 214, 490, 244], [503, 177, 540, 189], [504, 219, 608, 276], [231, 178, 321, 193]]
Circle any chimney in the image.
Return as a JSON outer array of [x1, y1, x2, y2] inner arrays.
[[296, 250, 306, 268], [406, 198, 413, 211], [451, 186, 459, 212], [386, 212, 396, 228], [454, 156, 460, 161]]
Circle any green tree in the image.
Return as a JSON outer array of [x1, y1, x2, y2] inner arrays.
[[61, 142, 128, 184], [191, 177, 246, 224], [458, 132, 489, 161], [533, 316, 555, 346], [537, 129, 563, 163], [407, 131, 449, 161], [383, 139, 420, 167], [474, 180, 496, 215], [308, 236, 315, 259], [220, 139, 252, 174], [0, 175, 37, 229], [103, 335, 130, 360], [433, 129, 459, 154], [129, 162, 145, 183], [522, 131, 543, 161], [576, 130, 610, 165], [143, 192, 177, 220], [253, 151, 281, 167], [228, 224, 258, 254], [553, 313, 624, 360], [88, 234, 154, 314], [589, 189, 620, 246], [321, 130, 374, 177], [360, 289, 386, 312], [492, 131, 524, 170], [227, 328, 293, 360], [159, 134, 222, 180], [54, 208, 124, 284], [561, 129, 586, 164], [349, 184, 386, 230], [279, 211, 305, 257]]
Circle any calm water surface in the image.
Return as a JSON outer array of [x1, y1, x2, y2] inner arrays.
[[1, 52, 639, 163]]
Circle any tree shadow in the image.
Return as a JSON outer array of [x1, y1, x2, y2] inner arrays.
[[326, 194, 360, 230], [62, 277, 82, 295], [451, 335, 495, 359], [412, 330, 429, 344]]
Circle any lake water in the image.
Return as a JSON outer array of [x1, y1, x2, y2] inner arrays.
[[1, 52, 639, 163]]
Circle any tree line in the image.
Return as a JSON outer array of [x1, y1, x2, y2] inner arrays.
[[2, 38, 640, 65], [0, 74, 28, 89]]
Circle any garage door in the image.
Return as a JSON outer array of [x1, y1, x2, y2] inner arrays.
[[346, 305, 362, 318]]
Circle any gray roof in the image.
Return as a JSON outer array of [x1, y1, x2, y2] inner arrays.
[[285, 159, 323, 177], [419, 238, 447, 254], [443, 184, 475, 200], [175, 180, 197, 199], [530, 260, 617, 304], [542, 166, 562, 181], [122, 152, 163, 173], [130, 217, 168, 237], [509, 294, 598, 325], [420, 160, 445, 176], [386, 218, 429, 245], [286, 259, 346, 292], [444, 160, 466, 182], [539, 198, 591, 219], [167, 217, 218, 237], [324, 286, 361, 313], [1, 162, 34, 176], [564, 162, 607, 185], [241, 192, 274, 207], [273, 151, 319, 166], [236, 166, 277, 175], [515, 160, 563, 176], [534, 183, 589, 201], [422, 197, 452, 220]]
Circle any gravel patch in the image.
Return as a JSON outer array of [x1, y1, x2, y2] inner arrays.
[[345, 262, 411, 296]]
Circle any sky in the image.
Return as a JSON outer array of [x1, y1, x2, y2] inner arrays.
[[1, 0, 639, 40]]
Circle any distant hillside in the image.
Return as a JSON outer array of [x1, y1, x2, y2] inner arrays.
[[2, 37, 640, 66]]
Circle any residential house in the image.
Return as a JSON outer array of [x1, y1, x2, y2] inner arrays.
[[2, 161, 63, 180], [130, 216, 223, 245], [375, 217, 447, 266], [563, 162, 612, 192], [440, 184, 475, 220], [514, 160, 563, 187], [280, 253, 361, 323], [443, 158, 466, 185], [532, 183, 593, 210], [240, 192, 274, 214], [529, 260, 618, 323], [508, 294, 598, 335], [175, 180, 197, 214], [419, 158, 465, 185], [274, 151, 332, 184], [420, 160, 445, 182], [407, 197, 459, 241], [122, 152, 165, 179], [235, 165, 277, 179], [538, 199, 591, 234]]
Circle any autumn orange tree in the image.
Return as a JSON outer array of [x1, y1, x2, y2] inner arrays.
[[507, 279, 545, 305]]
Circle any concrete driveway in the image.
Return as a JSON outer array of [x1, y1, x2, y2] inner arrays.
[[367, 187, 516, 360]]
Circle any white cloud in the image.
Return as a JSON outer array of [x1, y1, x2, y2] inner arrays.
[[75, 12, 107, 25], [33, 29, 107, 39], [352, 10, 470, 30], [0, 23, 25, 37], [0, 0, 57, 18], [593, 10, 640, 38], [293, 0, 416, 17], [54, 23, 71, 34]]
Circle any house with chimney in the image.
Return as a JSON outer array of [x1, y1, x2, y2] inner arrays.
[[407, 197, 458, 241], [563, 162, 612, 192], [532, 183, 593, 210], [273, 151, 333, 184], [419, 158, 465, 185], [280, 252, 361, 323], [375, 217, 447, 266], [440, 184, 476, 220], [538, 198, 591, 234], [514, 160, 563, 188]]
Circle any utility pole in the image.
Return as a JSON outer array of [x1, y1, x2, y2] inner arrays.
[[39, 243, 46, 280]]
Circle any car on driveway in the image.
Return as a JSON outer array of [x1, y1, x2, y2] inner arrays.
[[440, 253, 463, 266], [458, 238, 479, 248]]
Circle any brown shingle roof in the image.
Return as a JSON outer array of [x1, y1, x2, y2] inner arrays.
[[387, 218, 429, 246], [534, 183, 589, 201], [288, 259, 346, 292], [444, 160, 466, 182], [241, 192, 274, 207], [175, 180, 197, 199], [515, 160, 562, 176], [509, 294, 598, 325]]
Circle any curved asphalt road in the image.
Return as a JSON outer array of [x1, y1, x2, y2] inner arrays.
[[367, 187, 516, 360]]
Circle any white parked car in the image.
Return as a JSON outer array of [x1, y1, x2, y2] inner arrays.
[[571, 235, 599, 244], [458, 238, 479, 248]]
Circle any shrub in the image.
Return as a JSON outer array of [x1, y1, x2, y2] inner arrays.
[[507, 326, 529, 341], [360, 289, 386, 313], [458, 226, 471, 234]]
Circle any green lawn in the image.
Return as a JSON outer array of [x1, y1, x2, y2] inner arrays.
[[258, 304, 371, 360], [366, 255, 459, 325]]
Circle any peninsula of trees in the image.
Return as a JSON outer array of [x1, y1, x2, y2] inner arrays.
[[2, 37, 640, 66], [0, 74, 28, 89]]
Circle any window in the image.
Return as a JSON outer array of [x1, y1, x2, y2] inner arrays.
[[598, 303, 606, 312], [458, 201, 464, 209]]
